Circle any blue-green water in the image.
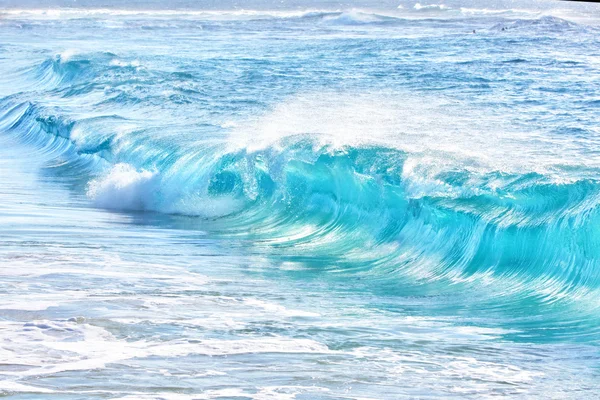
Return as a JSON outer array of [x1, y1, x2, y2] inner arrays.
[[1, 1, 600, 398]]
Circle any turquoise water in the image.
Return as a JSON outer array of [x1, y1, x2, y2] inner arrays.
[[1, 1, 600, 398]]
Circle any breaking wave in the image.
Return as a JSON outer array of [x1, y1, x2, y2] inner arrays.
[[3, 89, 600, 321]]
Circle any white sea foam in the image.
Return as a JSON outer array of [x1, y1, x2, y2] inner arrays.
[[109, 59, 142, 68], [111, 386, 317, 400], [413, 3, 450, 11], [86, 162, 247, 216], [229, 90, 600, 192], [0, 381, 55, 394], [87, 163, 158, 211], [57, 49, 79, 62], [0, 8, 337, 20], [242, 298, 321, 317], [0, 319, 331, 378]]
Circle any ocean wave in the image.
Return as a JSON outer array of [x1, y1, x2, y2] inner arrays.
[[0, 100, 111, 170], [318, 11, 405, 26], [83, 144, 600, 314], [459, 7, 539, 16], [3, 48, 600, 320], [4, 94, 600, 307], [491, 16, 583, 33], [12, 51, 147, 95]]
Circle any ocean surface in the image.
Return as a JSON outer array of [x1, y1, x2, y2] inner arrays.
[[1, 0, 600, 398]]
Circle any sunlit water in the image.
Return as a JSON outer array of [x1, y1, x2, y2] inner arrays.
[[1, 1, 600, 398]]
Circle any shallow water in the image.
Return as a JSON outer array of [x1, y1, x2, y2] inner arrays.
[[1, 1, 600, 398]]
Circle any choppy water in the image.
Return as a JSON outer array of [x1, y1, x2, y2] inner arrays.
[[1, 1, 600, 398]]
